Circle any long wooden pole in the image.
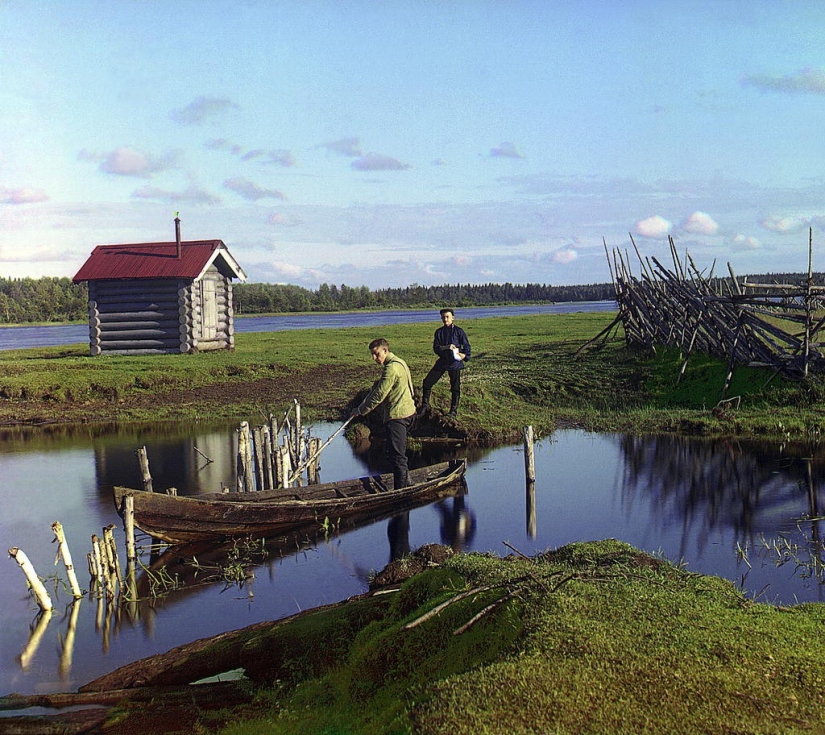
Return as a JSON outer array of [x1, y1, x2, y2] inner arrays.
[[288, 417, 353, 485]]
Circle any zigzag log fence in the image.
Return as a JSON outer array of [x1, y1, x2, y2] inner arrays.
[[590, 229, 825, 398]]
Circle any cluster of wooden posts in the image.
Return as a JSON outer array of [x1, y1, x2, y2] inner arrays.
[[8, 523, 141, 677], [596, 231, 825, 395], [234, 401, 334, 491], [9, 521, 139, 616]]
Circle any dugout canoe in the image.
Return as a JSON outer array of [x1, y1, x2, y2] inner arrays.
[[113, 459, 466, 545]]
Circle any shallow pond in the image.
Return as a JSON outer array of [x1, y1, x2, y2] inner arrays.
[[1, 422, 823, 699]]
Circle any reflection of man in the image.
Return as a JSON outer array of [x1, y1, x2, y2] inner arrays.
[[421, 308, 471, 417], [351, 338, 416, 489], [436, 496, 477, 552]]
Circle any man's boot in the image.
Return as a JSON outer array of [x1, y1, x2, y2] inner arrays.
[[448, 392, 460, 417], [418, 387, 431, 416], [394, 470, 410, 489]]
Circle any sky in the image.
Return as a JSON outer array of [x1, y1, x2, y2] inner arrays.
[[3, 0, 825, 290]]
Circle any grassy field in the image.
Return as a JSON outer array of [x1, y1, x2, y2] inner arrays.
[[2, 311, 824, 442]]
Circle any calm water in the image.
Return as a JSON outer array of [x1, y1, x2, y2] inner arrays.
[[0, 302, 614, 350], [1, 422, 823, 699]]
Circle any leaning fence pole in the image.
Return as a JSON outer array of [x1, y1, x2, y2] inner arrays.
[[9, 547, 53, 611], [51, 522, 82, 598]]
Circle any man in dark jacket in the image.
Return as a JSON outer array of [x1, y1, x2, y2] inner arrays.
[[420, 308, 471, 417]]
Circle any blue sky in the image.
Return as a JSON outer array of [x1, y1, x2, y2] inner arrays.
[[3, 0, 825, 289]]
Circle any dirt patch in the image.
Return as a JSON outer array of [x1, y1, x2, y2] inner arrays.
[[369, 543, 455, 588]]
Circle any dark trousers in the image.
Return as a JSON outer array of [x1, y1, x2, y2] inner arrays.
[[422, 366, 461, 406], [385, 415, 413, 487]]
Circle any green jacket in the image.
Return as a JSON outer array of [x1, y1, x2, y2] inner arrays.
[[358, 353, 416, 421]]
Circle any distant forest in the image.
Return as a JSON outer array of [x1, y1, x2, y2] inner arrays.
[[0, 277, 615, 325], [3, 272, 823, 325]]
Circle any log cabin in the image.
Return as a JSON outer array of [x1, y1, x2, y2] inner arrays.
[[72, 220, 247, 355]]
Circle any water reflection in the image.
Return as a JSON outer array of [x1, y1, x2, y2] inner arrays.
[[617, 434, 824, 547], [4, 425, 825, 699]]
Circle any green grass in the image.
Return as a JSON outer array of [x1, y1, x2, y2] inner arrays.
[[191, 540, 825, 735], [2, 311, 824, 440]]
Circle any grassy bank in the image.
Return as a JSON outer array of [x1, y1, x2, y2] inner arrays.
[[2, 311, 824, 441], [71, 541, 825, 734]]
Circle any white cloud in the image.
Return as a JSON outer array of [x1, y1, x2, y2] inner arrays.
[[729, 233, 761, 250], [681, 211, 719, 235], [635, 215, 672, 238], [81, 147, 179, 178], [551, 248, 578, 264], [0, 187, 49, 204], [761, 215, 808, 233]]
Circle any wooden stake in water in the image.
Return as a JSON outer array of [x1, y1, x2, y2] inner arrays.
[[237, 421, 254, 492], [280, 441, 293, 488], [123, 494, 136, 566], [103, 524, 123, 589], [307, 436, 322, 484], [523, 425, 536, 483], [136, 446, 153, 493], [51, 521, 83, 598], [9, 547, 54, 612]]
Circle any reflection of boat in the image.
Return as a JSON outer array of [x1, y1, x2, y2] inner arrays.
[[114, 460, 466, 544]]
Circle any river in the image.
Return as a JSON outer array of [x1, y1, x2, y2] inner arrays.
[[1, 421, 823, 701], [0, 302, 614, 351]]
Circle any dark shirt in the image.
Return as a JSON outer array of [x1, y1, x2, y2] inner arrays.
[[432, 324, 471, 370]]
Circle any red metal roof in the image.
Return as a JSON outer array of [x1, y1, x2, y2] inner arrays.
[[72, 240, 246, 282]]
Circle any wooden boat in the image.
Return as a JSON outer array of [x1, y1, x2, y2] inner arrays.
[[113, 459, 466, 545]]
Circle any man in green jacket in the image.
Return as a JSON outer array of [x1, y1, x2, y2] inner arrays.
[[352, 338, 416, 488]]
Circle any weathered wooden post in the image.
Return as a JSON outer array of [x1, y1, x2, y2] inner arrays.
[[280, 440, 293, 488], [9, 547, 53, 611], [237, 421, 254, 492], [260, 424, 274, 490], [523, 425, 536, 483], [123, 494, 136, 567], [51, 521, 83, 598], [306, 436, 322, 484], [252, 425, 267, 491], [103, 524, 123, 589], [136, 446, 153, 493]]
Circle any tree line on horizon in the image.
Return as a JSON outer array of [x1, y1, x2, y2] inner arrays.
[[0, 277, 616, 325], [4, 271, 823, 325]]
